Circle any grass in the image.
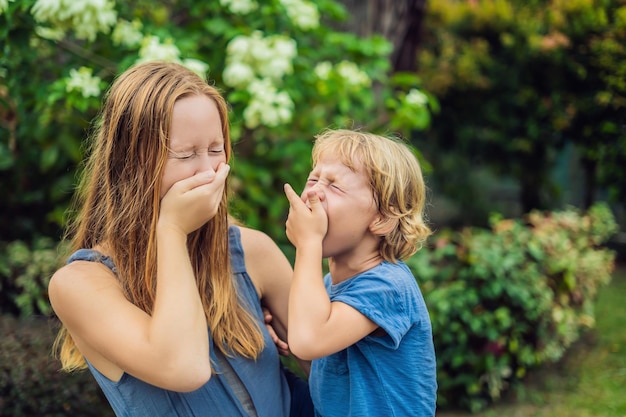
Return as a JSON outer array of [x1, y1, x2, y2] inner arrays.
[[438, 264, 626, 417]]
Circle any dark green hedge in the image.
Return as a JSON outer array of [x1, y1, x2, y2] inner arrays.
[[0, 315, 113, 417]]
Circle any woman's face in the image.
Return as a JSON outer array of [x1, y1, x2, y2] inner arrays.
[[160, 94, 226, 197]]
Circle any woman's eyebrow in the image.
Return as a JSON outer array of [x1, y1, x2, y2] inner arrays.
[[167, 146, 193, 153], [169, 137, 225, 150]]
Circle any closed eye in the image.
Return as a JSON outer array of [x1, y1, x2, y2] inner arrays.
[[169, 147, 224, 159], [209, 144, 225, 154], [172, 152, 195, 160]]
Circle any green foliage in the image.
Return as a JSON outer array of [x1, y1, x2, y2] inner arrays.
[[406, 202, 618, 412], [0, 315, 113, 417], [0, 0, 436, 246], [0, 237, 64, 317], [437, 266, 626, 417], [416, 0, 626, 213]]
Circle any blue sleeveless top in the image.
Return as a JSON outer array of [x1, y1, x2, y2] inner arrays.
[[67, 226, 291, 417]]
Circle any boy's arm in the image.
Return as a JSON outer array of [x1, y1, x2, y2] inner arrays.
[[284, 185, 379, 360]]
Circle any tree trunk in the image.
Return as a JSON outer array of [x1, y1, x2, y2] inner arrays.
[[520, 174, 544, 215], [335, 0, 427, 72], [581, 157, 597, 209]]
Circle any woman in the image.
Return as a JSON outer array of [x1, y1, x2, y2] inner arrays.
[[49, 61, 311, 417]]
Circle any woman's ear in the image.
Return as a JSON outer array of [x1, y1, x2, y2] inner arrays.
[[369, 216, 398, 236]]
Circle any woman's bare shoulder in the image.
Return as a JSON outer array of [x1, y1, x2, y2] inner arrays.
[[48, 260, 123, 317], [236, 226, 292, 294], [237, 225, 279, 254], [50, 259, 119, 289]]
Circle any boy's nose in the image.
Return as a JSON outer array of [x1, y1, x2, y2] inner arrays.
[[311, 182, 325, 191]]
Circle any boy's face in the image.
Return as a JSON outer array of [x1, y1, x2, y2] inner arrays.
[[302, 153, 381, 259]]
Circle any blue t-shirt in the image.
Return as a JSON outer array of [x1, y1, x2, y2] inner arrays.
[[309, 261, 437, 417]]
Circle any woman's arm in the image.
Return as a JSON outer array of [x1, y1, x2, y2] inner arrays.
[[238, 226, 311, 375]]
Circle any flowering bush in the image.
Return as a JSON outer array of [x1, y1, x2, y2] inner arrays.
[[0, 0, 436, 244]]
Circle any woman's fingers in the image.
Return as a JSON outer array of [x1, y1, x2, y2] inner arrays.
[[160, 164, 230, 234]]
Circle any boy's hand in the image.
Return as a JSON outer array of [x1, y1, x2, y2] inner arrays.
[[284, 183, 328, 248], [262, 307, 290, 356]]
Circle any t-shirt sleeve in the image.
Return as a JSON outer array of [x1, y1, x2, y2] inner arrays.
[[329, 269, 415, 350]]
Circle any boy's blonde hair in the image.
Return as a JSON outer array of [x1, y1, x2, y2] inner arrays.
[[312, 129, 431, 262]]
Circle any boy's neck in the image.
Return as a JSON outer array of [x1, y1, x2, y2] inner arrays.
[[328, 252, 383, 285]]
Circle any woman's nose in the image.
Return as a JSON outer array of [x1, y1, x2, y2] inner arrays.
[[197, 153, 223, 174]]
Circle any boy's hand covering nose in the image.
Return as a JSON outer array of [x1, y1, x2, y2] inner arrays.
[[284, 184, 328, 248]]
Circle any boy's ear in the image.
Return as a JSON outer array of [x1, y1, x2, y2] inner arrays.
[[369, 216, 398, 236]]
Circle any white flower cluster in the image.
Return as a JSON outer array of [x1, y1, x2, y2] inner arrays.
[[136, 36, 210, 79], [243, 78, 294, 129], [223, 31, 297, 128], [34, 26, 65, 41], [31, 0, 117, 42], [314, 60, 371, 88], [393, 87, 431, 130], [224, 31, 297, 86], [313, 61, 332, 80], [335, 61, 371, 87], [279, 0, 319, 30], [0, 0, 14, 15], [111, 19, 144, 48], [66, 66, 102, 98], [220, 0, 258, 15], [404, 88, 428, 107], [137, 36, 181, 63]]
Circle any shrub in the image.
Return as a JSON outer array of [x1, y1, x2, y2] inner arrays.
[[407, 202, 618, 412], [0, 237, 64, 316], [0, 315, 113, 417]]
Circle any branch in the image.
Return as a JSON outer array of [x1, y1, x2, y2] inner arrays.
[[55, 39, 119, 75]]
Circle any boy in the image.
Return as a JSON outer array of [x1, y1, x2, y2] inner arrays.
[[284, 129, 437, 416]]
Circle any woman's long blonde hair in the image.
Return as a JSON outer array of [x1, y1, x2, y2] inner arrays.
[[54, 61, 264, 371]]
